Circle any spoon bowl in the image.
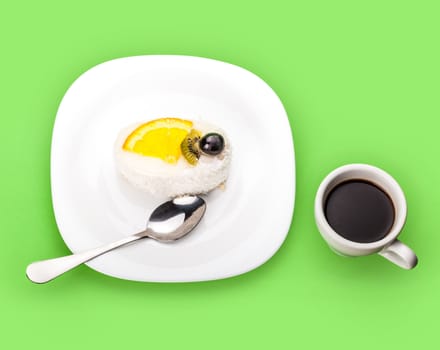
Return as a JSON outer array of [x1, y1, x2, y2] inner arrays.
[[147, 196, 206, 242]]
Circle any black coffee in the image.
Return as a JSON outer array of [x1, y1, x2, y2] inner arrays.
[[324, 180, 395, 243]]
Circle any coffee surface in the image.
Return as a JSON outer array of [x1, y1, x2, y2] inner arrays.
[[324, 180, 395, 243]]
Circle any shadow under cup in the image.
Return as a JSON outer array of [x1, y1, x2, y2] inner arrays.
[[314, 164, 417, 269]]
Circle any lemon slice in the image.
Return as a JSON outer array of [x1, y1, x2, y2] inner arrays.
[[123, 118, 193, 164]]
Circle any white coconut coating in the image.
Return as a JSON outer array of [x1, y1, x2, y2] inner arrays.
[[114, 121, 231, 198]]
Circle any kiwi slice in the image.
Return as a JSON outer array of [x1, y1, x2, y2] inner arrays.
[[181, 129, 202, 165]]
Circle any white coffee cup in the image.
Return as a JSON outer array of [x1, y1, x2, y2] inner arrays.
[[314, 164, 418, 269]]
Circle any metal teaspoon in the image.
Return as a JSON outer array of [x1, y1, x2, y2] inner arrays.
[[26, 195, 206, 283]]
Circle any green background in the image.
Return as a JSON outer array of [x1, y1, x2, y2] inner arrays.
[[1, 0, 439, 349]]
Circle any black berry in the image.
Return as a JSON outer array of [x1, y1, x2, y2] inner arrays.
[[199, 133, 225, 155]]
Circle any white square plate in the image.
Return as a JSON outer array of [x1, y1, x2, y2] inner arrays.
[[52, 55, 295, 282]]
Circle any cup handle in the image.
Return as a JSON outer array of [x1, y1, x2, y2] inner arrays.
[[378, 240, 418, 270]]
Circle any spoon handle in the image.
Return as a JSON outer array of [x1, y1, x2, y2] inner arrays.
[[26, 231, 147, 284]]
